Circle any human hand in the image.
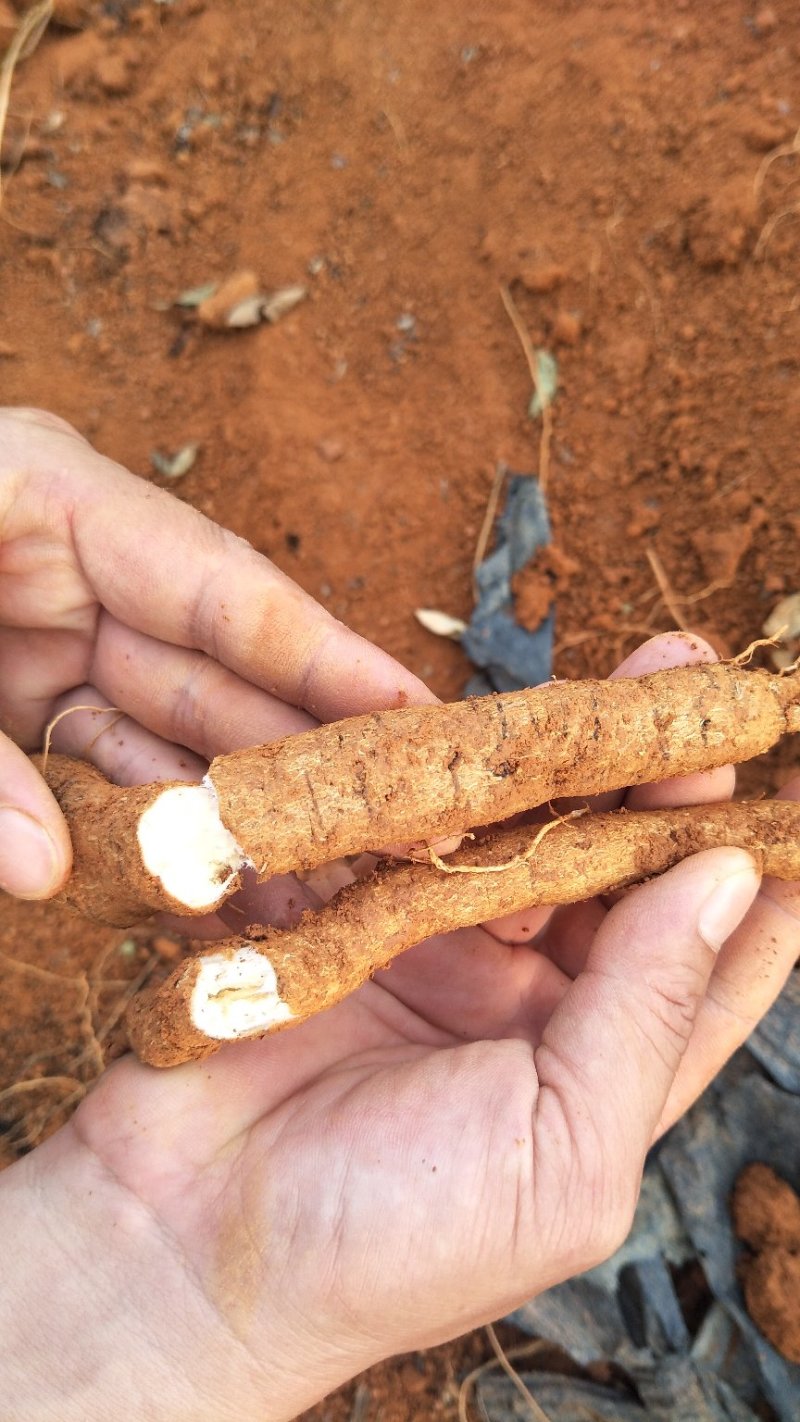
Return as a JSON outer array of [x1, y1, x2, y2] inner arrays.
[[2, 633, 797, 1422], [0, 407, 433, 901]]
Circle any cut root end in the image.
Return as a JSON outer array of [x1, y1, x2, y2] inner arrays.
[[190, 945, 294, 1040], [137, 780, 248, 912]]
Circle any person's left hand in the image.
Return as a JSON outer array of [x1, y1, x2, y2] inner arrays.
[[3, 634, 797, 1422], [0, 407, 436, 904]]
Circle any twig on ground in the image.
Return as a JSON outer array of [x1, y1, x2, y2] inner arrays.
[[632, 574, 731, 613], [87, 953, 160, 1055], [753, 125, 800, 204], [472, 462, 508, 592], [752, 124, 800, 259], [349, 1382, 371, 1422], [499, 284, 554, 492], [0, 1075, 82, 1108], [645, 547, 687, 630], [754, 203, 800, 261], [0, 0, 53, 209], [457, 1328, 553, 1422], [486, 1324, 553, 1422]]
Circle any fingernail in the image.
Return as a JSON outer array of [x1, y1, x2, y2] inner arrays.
[[0, 807, 62, 898], [698, 861, 759, 952]]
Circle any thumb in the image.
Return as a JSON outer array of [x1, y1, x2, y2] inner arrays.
[[0, 734, 71, 898], [535, 849, 760, 1179]]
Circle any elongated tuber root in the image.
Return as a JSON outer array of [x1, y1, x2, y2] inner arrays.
[[38, 756, 245, 926], [125, 798, 800, 1068], [42, 664, 800, 927]]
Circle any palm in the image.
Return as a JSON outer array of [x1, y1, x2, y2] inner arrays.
[[75, 925, 572, 1358], [68, 792, 800, 1387]]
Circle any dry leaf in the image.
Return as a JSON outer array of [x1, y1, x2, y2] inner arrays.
[[176, 281, 218, 308], [190, 275, 307, 330], [262, 284, 307, 323], [150, 443, 199, 480], [415, 608, 467, 639], [197, 269, 260, 328], [528, 348, 558, 419], [225, 294, 266, 328], [764, 591, 800, 670]]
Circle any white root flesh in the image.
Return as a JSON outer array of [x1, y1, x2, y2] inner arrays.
[[190, 945, 295, 1039], [137, 781, 248, 910]]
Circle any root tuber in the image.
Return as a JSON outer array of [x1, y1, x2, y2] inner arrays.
[[42, 663, 800, 927], [125, 798, 800, 1068]]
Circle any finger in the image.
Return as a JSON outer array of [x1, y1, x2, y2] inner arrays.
[[0, 731, 71, 897], [2, 406, 89, 441], [89, 615, 318, 757], [0, 627, 91, 747], [534, 849, 760, 1181], [373, 926, 572, 1041], [49, 687, 207, 784], [157, 869, 325, 941], [535, 897, 609, 979], [655, 777, 800, 1134], [15, 422, 436, 719], [624, 764, 735, 811], [484, 631, 724, 943]]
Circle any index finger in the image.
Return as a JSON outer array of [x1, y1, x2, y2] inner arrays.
[[12, 416, 435, 722]]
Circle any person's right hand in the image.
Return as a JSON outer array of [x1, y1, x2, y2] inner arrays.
[[2, 634, 797, 1422]]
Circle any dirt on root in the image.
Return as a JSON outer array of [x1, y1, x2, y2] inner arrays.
[[1, 0, 800, 1415]]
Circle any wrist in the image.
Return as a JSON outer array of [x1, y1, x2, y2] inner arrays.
[[0, 1118, 360, 1422]]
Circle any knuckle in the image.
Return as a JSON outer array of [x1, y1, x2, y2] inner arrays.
[[1, 407, 84, 440], [169, 659, 216, 753], [639, 960, 707, 1063]]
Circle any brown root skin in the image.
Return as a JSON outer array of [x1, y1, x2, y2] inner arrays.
[[42, 665, 800, 928], [125, 798, 800, 1069], [36, 755, 197, 926], [208, 663, 800, 874]]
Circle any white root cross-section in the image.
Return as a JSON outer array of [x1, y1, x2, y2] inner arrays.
[[190, 946, 295, 1039], [137, 781, 248, 910]]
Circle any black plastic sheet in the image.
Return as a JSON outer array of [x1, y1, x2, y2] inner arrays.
[[480, 976, 800, 1421], [462, 471, 554, 696]]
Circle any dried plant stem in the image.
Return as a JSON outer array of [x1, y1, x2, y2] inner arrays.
[[754, 203, 800, 261], [485, 1324, 553, 1422], [0, 0, 53, 209], [473, 461, 508, 588], [0, 1075, 81, 1107], [645, 547, 687, 630], [499, 284, 554, 492], [458, 1331, 554, 1422], [753, 126, 800, 203]]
